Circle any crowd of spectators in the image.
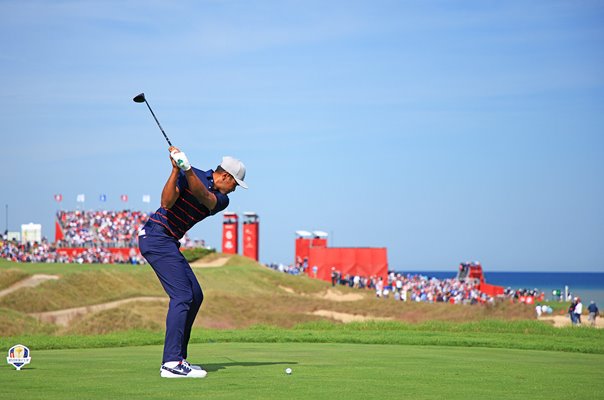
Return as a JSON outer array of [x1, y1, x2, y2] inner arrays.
[[503, 287, 545, 304], [265, 262, 305, 275], [2, 238, 62, 263], [364, 271, 492, 304], [1, 237, 145, 264], [1, 209, 211, 265], [266, 264, 496, 304], [273, 261, 577, 313], [266, 264, 557, 307], [282, 258, 495, 305], [57, 210, 148, 248]]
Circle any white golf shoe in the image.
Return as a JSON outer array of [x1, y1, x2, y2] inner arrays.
[[182, 359, 204, 371], [160, 361, 207, 378]]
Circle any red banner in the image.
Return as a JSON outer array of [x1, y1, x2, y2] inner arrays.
[[55, 247, 138, 257], [222, 213, 238, 254], [243, 221, 259, 261], [306, 247, 388, 283], [54, 221, 64, 242]]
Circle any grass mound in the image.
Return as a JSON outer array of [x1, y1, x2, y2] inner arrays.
[[0, 269, 164, 313], [181, 246, 216, 262], [1, 258, 602, 355], [0, 308, 57, 336], [64, 303, 165, 335], [0, 268, 30, 290]]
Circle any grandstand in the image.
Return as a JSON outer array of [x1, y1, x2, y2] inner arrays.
[[1, 210, 208, 264], [55, 210, 148, 248]]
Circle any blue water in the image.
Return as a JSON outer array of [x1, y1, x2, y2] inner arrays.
[[397, 271, 604, 306]]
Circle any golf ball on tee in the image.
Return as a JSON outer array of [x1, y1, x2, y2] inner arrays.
[[285, 368, 292, 375]]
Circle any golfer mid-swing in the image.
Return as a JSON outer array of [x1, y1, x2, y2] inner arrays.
[[138, 146, 247, 378]]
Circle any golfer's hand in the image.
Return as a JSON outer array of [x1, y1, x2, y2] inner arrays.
[[170, 147, 192, 171], [168, 146, 180, 169]]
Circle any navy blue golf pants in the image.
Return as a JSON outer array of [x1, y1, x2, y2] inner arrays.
[[138, 226, 203, 363]]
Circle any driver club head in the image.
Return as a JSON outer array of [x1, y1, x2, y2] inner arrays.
[[132, 92, 173, 146], [133, 93, 146, 103]]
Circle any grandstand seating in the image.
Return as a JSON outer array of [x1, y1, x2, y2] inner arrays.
[[55, 210, 148, 248]]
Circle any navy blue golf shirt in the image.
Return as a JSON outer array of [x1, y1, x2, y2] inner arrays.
[[146, 168, 229, 239]]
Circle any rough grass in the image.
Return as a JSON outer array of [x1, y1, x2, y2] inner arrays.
[[0, 259, 143, 274], [0, 257, 598, 353], [195, 260, 535, 329], [0, 269, 164, 312], [180, 246, 215, 262], [63, 301, 166, 335], [0, 308, 57, 336], [0, 268, 30, 290]]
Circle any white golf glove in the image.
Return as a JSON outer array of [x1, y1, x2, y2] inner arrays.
[[170, 150, 191, 171]]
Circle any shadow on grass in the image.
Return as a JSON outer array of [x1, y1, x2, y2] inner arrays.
[[202, 361, 297, 372]]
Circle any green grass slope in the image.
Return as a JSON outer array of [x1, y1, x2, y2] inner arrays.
[[1, 257, 603, 355]]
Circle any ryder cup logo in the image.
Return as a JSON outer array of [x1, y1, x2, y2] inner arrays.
[[7, 344, 31, 370]]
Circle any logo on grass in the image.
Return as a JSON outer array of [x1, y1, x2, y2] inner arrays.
[[7, 344, 31, 370]]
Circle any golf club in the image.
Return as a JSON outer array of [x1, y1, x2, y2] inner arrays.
[[133, 92, 172, 146]]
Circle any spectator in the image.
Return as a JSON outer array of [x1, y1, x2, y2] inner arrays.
[[375, 277, 384, 298], [587, 301, 599, 327], [568, 299, 577, 325], [574, 297, 583, 325]]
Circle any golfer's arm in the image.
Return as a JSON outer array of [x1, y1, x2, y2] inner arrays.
[[161, 167, 181, 209], [184, 169, 217, 210]]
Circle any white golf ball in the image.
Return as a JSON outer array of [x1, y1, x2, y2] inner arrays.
[[285, 368, 292, 375]]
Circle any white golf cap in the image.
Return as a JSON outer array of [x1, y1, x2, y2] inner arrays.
[[220, 156, 248, 189]]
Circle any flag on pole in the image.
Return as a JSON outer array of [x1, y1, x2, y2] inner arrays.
[[99, 194, 107, 202], [76, 194, 85, 203], [54, 194, 63, 202], [120, 194, 128, 202], [142, 194, 151, 203]]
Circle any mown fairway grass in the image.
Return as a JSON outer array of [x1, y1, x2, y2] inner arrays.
[[1, 342, 602, 400]]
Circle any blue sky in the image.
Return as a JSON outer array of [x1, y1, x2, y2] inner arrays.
[[1, 1, 602, 271]]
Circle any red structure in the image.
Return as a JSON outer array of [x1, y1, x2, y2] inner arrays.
[[295, 230, 388, 283], [295, 230, 327, 266], [222, 212, 239, 254], [308, 247, 388, 282], [457, 261, 505, 297], [242, 212, 259, 261], [55, 247, 135, 258]]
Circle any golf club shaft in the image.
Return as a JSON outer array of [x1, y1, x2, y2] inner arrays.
[[144, 100, 172, 146]]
